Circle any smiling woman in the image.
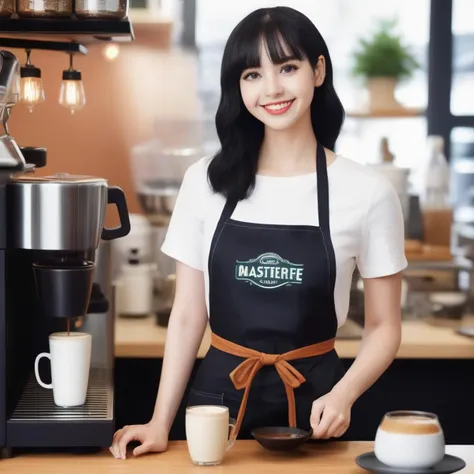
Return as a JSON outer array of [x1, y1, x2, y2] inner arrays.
[[110, 6, 407, 461], [208, 7, 344, 201]]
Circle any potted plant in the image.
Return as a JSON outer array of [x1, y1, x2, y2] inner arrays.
[[352, 19, 419, 112]]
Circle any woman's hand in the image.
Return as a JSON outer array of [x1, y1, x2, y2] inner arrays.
[[310, 389, 352, 439], [109, 422, 169, 459]]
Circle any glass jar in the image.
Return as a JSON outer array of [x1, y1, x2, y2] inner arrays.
[[0, 0, 14, 17], [17, 0, 73, 17], [75, 0, 128, 20]]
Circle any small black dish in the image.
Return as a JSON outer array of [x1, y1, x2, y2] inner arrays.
[[251, 426, 313, 451], [355, 451, 466, 474]]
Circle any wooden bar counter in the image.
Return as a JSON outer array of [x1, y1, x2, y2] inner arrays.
[[1, 441, 473, 473], [114, 317, 474, 359]]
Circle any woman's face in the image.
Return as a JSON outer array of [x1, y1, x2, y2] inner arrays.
[[239, 41, 325, 131]]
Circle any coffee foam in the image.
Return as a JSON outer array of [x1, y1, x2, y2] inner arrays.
[[380, 415, 441, 435], [187, 406, 228, 416], [50, 332, 90, 339]]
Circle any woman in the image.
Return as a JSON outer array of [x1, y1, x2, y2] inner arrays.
[[110, 6, 406, 459]]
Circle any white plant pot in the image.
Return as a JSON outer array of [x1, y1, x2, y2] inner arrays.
[[366, 77, 402, 112]]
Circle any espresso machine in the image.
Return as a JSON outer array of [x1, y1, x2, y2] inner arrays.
[[0, 50, 131, 457]]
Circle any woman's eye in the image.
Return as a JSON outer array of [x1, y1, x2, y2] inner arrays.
[[243, 72, 260, 80], [281, 64, 297, 74]]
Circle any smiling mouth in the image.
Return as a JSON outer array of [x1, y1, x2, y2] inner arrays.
[[260, 99, 295, 115]]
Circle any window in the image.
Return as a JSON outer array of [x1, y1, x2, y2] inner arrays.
[[451, 0, 474, 116], [427, 0, 474, 161]]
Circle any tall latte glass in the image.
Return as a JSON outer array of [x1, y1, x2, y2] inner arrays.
[[185, 405, 236, 466], [374, 411, 445, 469]]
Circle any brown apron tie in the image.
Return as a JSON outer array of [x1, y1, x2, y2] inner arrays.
[[211, 332, 336, 438]]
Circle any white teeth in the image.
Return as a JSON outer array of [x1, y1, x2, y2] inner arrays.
[[264, 101, 292, 111]]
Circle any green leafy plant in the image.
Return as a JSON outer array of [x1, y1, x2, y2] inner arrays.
[[352, 19, 419, 80]]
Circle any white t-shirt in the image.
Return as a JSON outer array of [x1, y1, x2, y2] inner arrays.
[[161, 155, 408, 327]]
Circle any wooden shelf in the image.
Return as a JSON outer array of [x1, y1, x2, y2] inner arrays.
[[347, 108, 424, 118], [405, 241, 453, 262], [0, 16, 134, 44]]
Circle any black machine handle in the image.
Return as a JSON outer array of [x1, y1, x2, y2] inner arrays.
[[101, 186, 131, 241]]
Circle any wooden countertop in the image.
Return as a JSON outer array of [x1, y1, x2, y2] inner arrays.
[[1, 441, 473, 473], [114, 317, 474, 359]]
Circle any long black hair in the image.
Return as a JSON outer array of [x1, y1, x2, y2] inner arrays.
[[207, 6, 345, 201]]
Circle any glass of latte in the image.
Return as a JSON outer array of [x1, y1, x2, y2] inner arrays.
[[185, 405, 236, 466], [374, 411, 445, 469]]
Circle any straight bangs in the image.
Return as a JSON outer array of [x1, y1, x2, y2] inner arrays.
[[225, 17, 307, 83]]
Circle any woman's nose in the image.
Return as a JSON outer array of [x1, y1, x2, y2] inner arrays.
[[263, 73, 284, 98]]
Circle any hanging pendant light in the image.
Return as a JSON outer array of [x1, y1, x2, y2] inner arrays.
[[59, 53, 86, 114], [20, 49, 45, 113]]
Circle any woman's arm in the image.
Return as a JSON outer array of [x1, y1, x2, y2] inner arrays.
[[111, 261, 208, 458], [333, 271, 402, 403], [149, 261, 209, 430], [311, 271, 402, 439]]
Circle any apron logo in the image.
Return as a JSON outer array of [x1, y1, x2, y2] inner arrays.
[[235, 252, 304, 289]]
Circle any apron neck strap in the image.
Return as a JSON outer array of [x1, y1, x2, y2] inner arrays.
[[220, 192, 237, 223], [220, 141, 331, 230], [316, 141, 331, 232]]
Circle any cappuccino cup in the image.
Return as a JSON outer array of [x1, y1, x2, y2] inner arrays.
[[34, 332, 92, 407], [185, 405, 236, 466], [374, 411, 445, 469]]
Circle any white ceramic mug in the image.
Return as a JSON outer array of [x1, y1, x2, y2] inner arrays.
[[34, 332, 92, 407], [374, 411, 445, 469], [185, 405, 236, 466]]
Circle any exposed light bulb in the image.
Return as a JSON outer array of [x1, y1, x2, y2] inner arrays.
[[20, 63, 45, 113], [59, 70, 86, 115], [103, 44, 120, 61]]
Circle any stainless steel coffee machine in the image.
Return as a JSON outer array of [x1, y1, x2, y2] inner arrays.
[[0, 50, 131, 457]]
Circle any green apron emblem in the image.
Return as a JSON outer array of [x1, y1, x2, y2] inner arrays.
[[235, 252, 304, 289]]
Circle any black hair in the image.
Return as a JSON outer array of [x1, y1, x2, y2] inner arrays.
[[207, 6, 345, 201]]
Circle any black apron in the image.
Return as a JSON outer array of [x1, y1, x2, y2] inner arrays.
[[188, 143, 345, 439]]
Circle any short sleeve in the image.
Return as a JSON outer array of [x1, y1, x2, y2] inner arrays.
[[160, 163, 204, 271], [356, 176, 408, 278]]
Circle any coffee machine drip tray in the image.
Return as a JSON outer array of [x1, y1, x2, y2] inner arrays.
[[7, 368, 113, 448]]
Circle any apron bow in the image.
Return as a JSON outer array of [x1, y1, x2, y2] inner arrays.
[[211, 333, 335, 439], [229, 356, 306, 390]]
